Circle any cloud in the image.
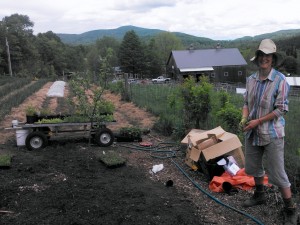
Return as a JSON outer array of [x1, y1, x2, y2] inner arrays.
[[0, 0, 300, 40], [110, 0, 176, 11]]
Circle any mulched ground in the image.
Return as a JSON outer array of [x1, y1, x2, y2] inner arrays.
[[0, 137, 208, 225], [0, 134, 299, 225]]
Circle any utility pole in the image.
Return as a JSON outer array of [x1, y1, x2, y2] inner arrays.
[[5, 37, 12, 77]]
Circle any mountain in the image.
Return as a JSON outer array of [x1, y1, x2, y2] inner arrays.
[[234, 29, 300, 42], [57, 25, 165, 44], [56, 25, 300, 45], [56, 25, 214, 45]]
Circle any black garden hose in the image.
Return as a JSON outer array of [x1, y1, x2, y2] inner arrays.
[[118, 142, 264, 225]]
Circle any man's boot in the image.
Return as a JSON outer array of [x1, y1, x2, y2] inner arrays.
[[242, 191, 266, 207], [282, 204, 299, 225]]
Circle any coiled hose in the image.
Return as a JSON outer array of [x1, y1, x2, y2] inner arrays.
[[119, 142, 264, 225]]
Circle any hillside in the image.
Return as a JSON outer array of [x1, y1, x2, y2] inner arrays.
[[57, 25, 169, 45], [56, 25, 300, 45], [234, 29, 300, 42]]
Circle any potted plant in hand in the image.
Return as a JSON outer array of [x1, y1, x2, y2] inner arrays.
[[25, 105, 38, 124]]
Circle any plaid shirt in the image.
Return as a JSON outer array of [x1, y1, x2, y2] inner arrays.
[[243, 68, 290, 146]]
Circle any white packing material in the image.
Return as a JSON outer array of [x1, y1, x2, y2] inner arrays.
[[47, 81, 66, 97], [217, 156, 240, 176], [151, 164, 164, 173]]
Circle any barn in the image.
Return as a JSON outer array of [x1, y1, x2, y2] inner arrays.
[[166, 47, 248, 84]]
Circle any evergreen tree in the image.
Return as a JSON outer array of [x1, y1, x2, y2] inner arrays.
[[118, 30, 143, 76], [143, 38, 163, 76]]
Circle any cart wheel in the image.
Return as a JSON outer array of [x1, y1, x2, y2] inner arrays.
[[25, 131, 48, 150], [94, 128, 114, 147]]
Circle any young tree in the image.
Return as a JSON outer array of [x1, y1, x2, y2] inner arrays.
[[215, 91, 242, 134], [180, 76, 213, 129], [68, 49, 115, 145]]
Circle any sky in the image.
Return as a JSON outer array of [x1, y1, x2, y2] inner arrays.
[[1, 0, 300, 40]]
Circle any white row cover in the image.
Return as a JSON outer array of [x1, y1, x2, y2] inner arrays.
[[47, 81, 66, 97]]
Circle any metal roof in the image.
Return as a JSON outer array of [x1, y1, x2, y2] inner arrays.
[[170, 48, 247, 70]]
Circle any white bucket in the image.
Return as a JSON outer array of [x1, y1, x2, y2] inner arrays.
[[12, 120, 19, 128], [16, 129, 29, 146]]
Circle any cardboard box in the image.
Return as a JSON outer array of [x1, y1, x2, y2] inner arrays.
[[182, 126, 245, 180], [184, 147, 196, 168]]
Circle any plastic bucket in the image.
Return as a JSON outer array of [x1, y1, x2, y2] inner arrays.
[[16, 129, 29, 146], [12, 120, 19, 128]]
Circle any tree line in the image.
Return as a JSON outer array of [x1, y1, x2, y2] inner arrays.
[[0, 14, 184, 79], [0, 13, 299, 79]]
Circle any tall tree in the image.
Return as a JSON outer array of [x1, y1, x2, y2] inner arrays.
[[118, 30, 143, 76], [36, 31, 87, 77], [282, 56, 298, 74], [35, 31, 66, 77], [0, 14, 38, 75], [86, 36, 119, 74], [154, 32, 184, 75], [143, 38, 163, 76], [95, 36, 119, 67]]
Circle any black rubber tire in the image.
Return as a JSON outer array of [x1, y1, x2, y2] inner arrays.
[[25, 131, 48, 150], [94, 128, 114, 147]]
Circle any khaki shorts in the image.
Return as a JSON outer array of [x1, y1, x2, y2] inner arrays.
[[244, 137, 291, 188]]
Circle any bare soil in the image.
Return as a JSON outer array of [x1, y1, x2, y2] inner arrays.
[[0, 82, 299, 225]]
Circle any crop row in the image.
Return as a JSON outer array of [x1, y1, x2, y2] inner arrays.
[[0, 78, 32, 99], [0, 78, 49, 121]]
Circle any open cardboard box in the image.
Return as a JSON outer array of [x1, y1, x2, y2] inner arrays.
[[181, 126, 245, 180]]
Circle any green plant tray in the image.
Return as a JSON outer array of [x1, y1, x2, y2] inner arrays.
[[98, 151, 126, 168], [0, 155, 12, 168]]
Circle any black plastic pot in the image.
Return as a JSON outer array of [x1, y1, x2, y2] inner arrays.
[[26, 115, 38, 124]]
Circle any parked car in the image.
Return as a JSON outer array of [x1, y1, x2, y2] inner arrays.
[[128, 78, 138, 84], [152, 76, 171, 83], [111, 79, 122, 83]]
